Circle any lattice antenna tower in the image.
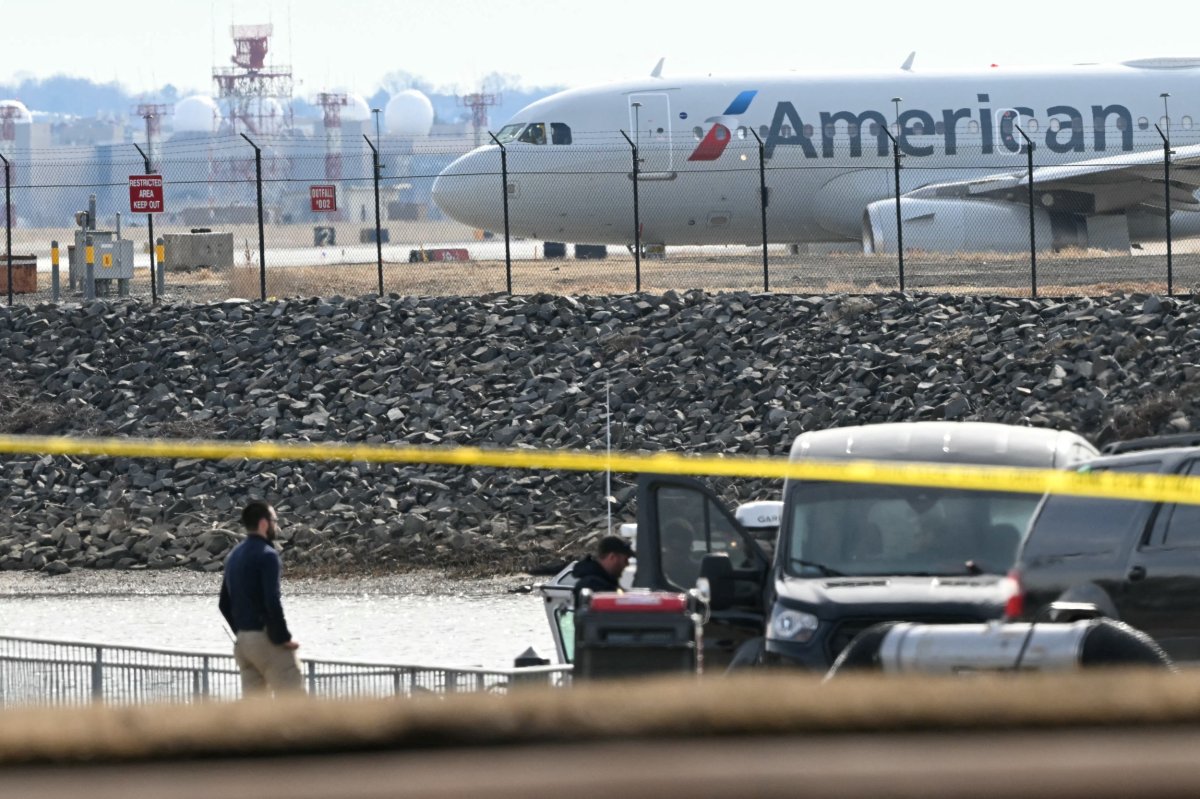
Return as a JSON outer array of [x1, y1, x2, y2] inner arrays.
[[460, 92, 499, 147], [213, 23, 294, 136], [316, 92, 349, 180], [133, 103, 173, 168]]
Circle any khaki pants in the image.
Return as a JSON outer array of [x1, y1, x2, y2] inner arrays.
[[233, 630, 305, 696]]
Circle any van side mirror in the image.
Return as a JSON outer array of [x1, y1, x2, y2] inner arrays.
[[700, 554, 735, 611]]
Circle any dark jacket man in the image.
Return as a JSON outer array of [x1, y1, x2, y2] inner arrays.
[[571, 535, 634, 606]]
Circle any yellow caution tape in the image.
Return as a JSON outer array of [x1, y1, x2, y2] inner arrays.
[[0, 433, 1198, 505]]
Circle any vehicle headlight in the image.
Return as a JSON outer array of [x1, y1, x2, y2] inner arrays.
[[768, 607, 820, 643]]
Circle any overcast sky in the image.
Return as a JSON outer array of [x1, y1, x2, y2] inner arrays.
[[5, 0, 1199, 98]]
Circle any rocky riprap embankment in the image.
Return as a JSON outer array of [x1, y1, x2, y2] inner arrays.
[[0, 291, 1195, 575]]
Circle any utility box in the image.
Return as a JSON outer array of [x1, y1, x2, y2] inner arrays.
[[573, 592, 702, 680], [70, 232, 134, 282], [163, 231, 234, 270]]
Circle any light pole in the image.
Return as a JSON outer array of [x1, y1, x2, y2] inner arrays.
[[372, 108, 382, 150]]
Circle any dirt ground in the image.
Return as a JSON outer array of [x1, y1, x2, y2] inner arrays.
[[174, 249, 1200, 300]]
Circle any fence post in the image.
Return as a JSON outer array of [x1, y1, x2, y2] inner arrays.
[[240, 133, 267, 301], [880, 128, 904, 291], [51, 240, 60, 303], [1016, 126, 1037, 298], [363, 135, 384, 295], [619, 130, 641, 292], [85, 233, 95, 301], [133, 143, 158, 304], [1, 153, 10, 306], [307, 659, 317, 695], [488, 131, 513, 294], [1156, 122, 1173, 296], [91, 647, 103, 700], [749, 128, 770, 291], [156, 237, 165, 297]]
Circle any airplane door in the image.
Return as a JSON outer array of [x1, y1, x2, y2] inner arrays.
[[628, 93, 673, 173], [634, 474, 769, 670]]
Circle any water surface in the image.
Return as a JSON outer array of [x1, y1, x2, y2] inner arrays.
[[0, 570, 556, 669]]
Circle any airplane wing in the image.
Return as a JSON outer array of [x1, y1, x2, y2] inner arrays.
[[907, 142, 1200, 214]]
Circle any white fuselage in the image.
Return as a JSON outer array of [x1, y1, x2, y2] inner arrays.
[[432, 61, 1200, 248]]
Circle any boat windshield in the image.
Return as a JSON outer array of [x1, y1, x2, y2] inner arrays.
[[784, 481, 1040, 577], [495, 123, 525, 143]]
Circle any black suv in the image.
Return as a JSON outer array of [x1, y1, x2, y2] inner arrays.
[[1013, 433, 1200, 662]]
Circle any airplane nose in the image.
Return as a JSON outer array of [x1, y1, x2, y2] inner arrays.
[[432, 148, 505, 231]]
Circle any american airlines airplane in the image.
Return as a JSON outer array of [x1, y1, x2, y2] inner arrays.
[[432, 58, 1200, 254]]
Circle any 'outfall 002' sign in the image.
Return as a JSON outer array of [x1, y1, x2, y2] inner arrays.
[[310, 185, 337, 212], [129, 174, 164, 214]]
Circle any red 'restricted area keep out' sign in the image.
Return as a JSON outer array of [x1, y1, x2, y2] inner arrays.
[[129, 174, 164, 214]]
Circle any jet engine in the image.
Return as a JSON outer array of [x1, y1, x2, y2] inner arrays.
[[862, 197, 1076, 254]]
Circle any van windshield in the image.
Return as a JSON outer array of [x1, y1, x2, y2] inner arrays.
[[785, 482, 1040, 577]]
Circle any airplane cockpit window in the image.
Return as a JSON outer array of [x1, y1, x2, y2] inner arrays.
[[495, 123, 525, 144], [551, 122, 572, 144], [518, 123, 547, 144]]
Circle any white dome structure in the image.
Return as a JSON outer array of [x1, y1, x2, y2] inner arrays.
[[384, 90, 433, 137], [0, 100, 32, 124], [246, 97, 285, 134], [343, 93, 372, 123], [173, 96, 221, 134]]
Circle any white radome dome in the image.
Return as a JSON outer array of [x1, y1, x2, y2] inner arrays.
[[0, 100, 32, 123], [174, 96, 221, 133], [385, 90, 433, 136], [343, 93, 371, 123], [246, 97, 285, 133]]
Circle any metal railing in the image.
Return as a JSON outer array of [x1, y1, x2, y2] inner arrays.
[[0, 635, 570, 706]]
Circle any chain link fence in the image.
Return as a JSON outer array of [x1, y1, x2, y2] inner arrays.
[[2, 126, 1198, 306]]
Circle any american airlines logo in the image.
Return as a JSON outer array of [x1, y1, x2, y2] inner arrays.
[[691, 92, 1140, 160], [687, 90, 758, 161]]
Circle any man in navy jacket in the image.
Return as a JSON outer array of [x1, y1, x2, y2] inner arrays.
[[219, 501, 304, 695]]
